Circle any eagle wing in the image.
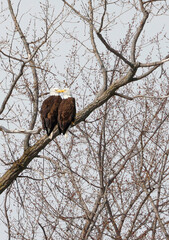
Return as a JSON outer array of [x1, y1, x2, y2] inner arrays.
[[47, 97, 62, 134], [58, 97, 76, 134], [41, 96, 62, 135]]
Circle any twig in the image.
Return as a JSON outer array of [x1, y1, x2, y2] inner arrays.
[[98, 0, 107, 33], [0, 63, 25, 114], [96, 32, 134, 68], [0, 126, 42, 134], [131, 0, 149, 62], [114, 92, 169, 100], [88, 0, 107, 96], [141, 182, 169, 239], [139, 55, 169, 67]]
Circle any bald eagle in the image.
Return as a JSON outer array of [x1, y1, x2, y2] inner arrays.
[[58, 88, 76, 135], [40, 88, 62, 136]]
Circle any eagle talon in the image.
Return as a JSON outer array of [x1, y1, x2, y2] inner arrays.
[[71, 121, 75, 126]]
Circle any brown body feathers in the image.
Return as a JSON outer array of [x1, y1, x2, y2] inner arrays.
[[58, 97, 76, 135], [40, 96, 62, 136]]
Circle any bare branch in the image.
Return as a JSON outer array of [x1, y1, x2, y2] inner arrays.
[[141, 182, 169, 239], [0, 62, 25, 114], [126, 189, 153, 239], [98, 0, 107, 33], [7, 0, 40, 149], [62, 0, 133, 68], [0, 49, 24, 62], [38, 223, 48, 240], [133, 65, 159, 80], [106, 199, 122, 240], [4, 187, 11, 240], [55, 140, 90, 217], [88, 0, 107, 96], [139, 55, 169, 67], [62, 0, 90, 23], [96, 32, 134, 68], [0, 126, 42, 134], [143, 0, 165, 4], [131, 0, 149, 62], [114, 92, 169, 100]]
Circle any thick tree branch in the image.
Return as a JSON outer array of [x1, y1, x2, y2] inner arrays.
[[0, 67, 136, 194]]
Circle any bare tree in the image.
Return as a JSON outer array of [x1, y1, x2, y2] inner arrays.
[[0, 0, 169, 239]]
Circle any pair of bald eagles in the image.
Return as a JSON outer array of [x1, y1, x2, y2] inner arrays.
[[40, 88, 76, 137]]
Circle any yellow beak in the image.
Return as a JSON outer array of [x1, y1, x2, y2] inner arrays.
[[57, 89, 65, 93]]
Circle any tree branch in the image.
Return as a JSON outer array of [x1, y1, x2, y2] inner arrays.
[[62, 0, 133, 68], [62, 0, 90, 24], [98, 0, 107, 33], [0, 62, 25, 114], [114, 92, 169, 100], [106, 199, 122, 240], [0, 67, 136, 194], [88, 0, 107, 96], [141, 182, 169, 239], [7, 0, 39, 149], [0, 126, 42, 134], [96, 32, 134, 68], [139, 55, 169, 67], [130, 0, 149, 62]]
